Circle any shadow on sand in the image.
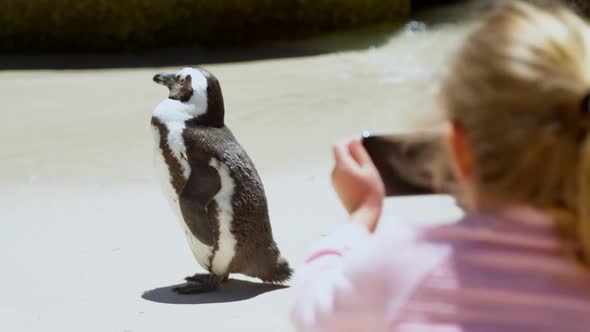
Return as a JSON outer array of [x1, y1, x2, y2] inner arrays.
[[0, 45, 320, 70], [0, 24, 396, 71], [0, 2, 490, 71], [141, 278, 288, 305]]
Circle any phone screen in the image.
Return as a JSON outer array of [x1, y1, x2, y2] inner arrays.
[[361, 131, 454, 197]]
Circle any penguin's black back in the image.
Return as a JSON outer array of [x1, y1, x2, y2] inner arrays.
[[182, 124, 291, 282], [182, 124, 269, 221]]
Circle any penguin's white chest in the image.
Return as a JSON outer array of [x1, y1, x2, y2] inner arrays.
[[151, 122, 237, 275], [208, 158, 238, 275]]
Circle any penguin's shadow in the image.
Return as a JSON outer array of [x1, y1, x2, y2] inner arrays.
[[141, 278, 288, 305]]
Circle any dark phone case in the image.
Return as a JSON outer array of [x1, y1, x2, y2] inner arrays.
[[361, 131, 456, 197]]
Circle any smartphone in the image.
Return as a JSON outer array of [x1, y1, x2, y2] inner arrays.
[[361, 131, 455, 197]]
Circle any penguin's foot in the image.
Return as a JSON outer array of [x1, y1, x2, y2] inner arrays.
[[184, 273, 211, 283], [173, 282, 217, 294], [172, 273, 221, 294], [184, 273, 229, 283]]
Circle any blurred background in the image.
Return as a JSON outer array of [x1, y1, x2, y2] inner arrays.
[[1, 1, 588, 332]]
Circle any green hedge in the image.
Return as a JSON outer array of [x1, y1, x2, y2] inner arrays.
[[0, 0, 411, 53]]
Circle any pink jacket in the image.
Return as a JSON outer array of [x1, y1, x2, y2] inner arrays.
[[290, 206, 590, 331]]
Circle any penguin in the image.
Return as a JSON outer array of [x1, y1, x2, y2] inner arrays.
[[150, 67, 292, 294]]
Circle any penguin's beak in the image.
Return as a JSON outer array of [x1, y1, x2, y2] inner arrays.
[[153, 72, 177, 89]]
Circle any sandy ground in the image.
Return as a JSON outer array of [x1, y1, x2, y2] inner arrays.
[[0, 8, 472, 332]]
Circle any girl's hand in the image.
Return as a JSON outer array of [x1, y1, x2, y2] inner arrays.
[[331, 138, 385, 233]]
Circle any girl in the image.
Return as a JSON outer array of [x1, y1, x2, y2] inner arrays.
[[291, 2, 590, 331]]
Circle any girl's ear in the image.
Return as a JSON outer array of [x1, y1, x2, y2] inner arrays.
[[445, 121, 475, 182]]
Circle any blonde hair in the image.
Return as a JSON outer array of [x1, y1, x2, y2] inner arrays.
[[440, 1, 590, 262]]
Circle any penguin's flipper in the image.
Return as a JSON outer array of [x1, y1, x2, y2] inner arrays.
[[179, 163, 221, 246]]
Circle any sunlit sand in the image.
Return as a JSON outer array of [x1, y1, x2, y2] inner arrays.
[[0, 5, 473, 331]]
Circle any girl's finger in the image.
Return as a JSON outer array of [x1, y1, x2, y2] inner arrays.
[[333, 140, 359, 169], [348, 138, 373, 166]]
